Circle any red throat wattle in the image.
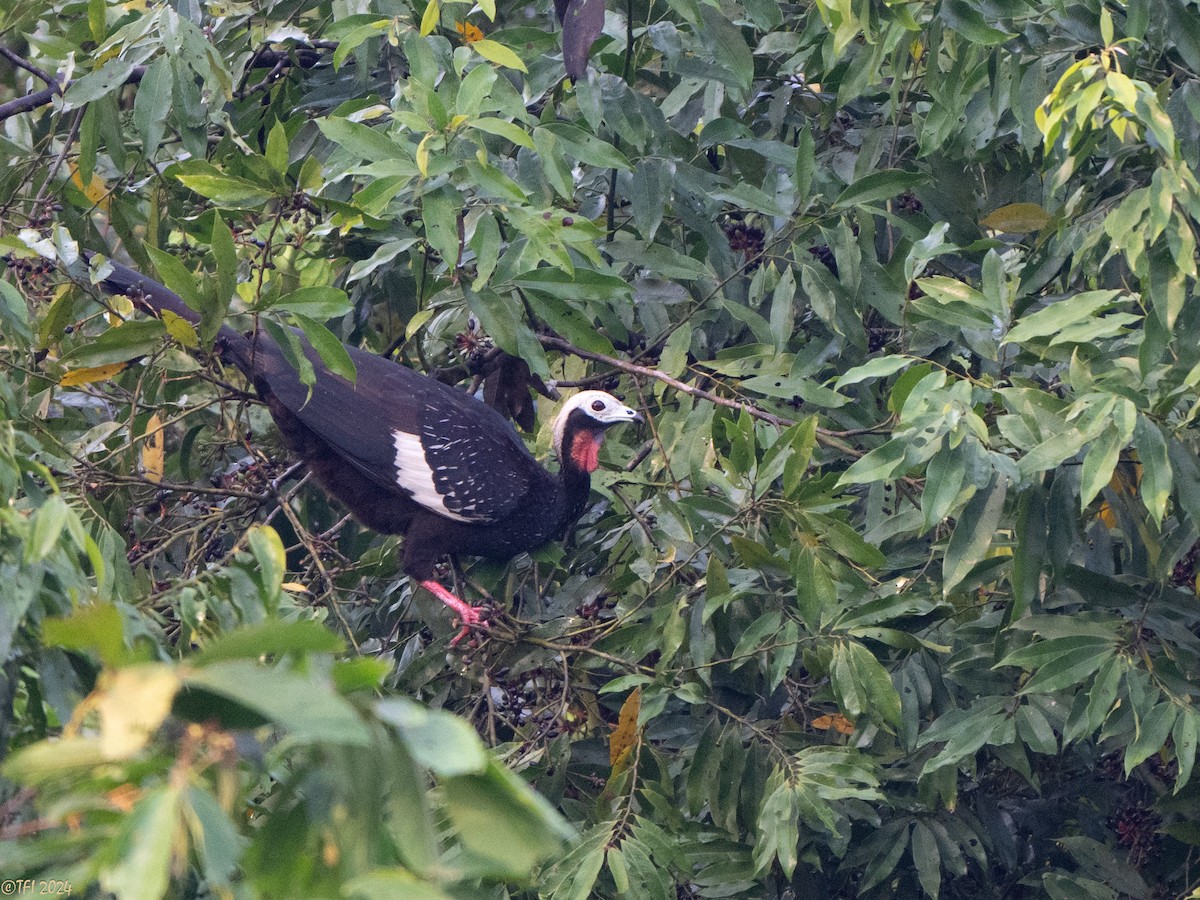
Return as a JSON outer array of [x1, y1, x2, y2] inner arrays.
[[569, 430, 603, 473]]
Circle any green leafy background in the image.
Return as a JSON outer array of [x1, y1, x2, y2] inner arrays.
[[1, 0, 1200, 896]]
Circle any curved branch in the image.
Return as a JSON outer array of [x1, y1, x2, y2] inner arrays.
[[0, 65, 146, 124], [0, 42, 335, 124], [536, 333, 861, 455], [0, 47, 59, 92]]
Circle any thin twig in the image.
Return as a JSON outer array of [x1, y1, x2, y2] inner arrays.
[[537, 333, 863, 456], [0, 65, 146, 124], [0, 47, 59, 91]]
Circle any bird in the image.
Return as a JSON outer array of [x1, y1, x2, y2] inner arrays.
[[94, 260, 641, 643]]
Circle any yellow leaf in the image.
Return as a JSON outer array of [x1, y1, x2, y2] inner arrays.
[[609, 687, 641, 766], [416, 132, 435, 177], [60, 362, 129, 386], [1098, 501, 1116, 528], [812, 713, 856, 735], [281, 581, 312, 593], [161, 309, 199, 348], [420, 0, 439, 35], [95, 664, 180, 759], [70, 163, 110, 210], [142, 413, 165, 484], [471, 38, 528, 72], [106, 293, 134, 326], [979, 202, 1053, 233], [456, 20, 484, 43]]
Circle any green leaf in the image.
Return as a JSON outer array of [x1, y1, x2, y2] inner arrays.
[[0, 279, 32, 344], [525, 291, 618, 357], [998, 634, 1117, 669], [2, 737, 108, 783], [376, 697, 489, 776], [833, 169, 926, 209], [209, 215, 237, 344], [183, 660, 371, 746], [471, 38, 528, 72], [468, 116, 534, 148], [422, 187, 462, 272], [536, 124, 633, 170], [858, 821, 911, 893], [939, 0, 1016, 44], [730, 611, 782, 668], [173, 170, 276, 206], [834, 355, 914, 390], [192, 620, 343, 665], [25, 493, 70, 563], [1133, 415, 1171, 525], [266, 119, 289, 174], [133, 55, 172, 160], [185, 787, 246, 889], [317, 117, 407, 160], [1016, 704, 1058, 754], [698, 3, 754, 98], [1019, 644, 1114, 695], [911, 821, 941, 900], [1004, 291, 1124, 345], [268, 285, 353, 320], [839, 438, 908, 485], [100, 785, 182, 900], [922, 443, 967, 531], [1125, 701, 1177, 774], [42, 601, 127, 667], [942, 476, 1006, 596], [1080, 425, 1123, 509], [246, 522, 286, 603], [833, 640, 903, 730], [754, 774, 800, 876], [442, 760, 573, 877], [1173, 709, 1198, 793], [61, 318, 166, 367], [62, 58, 137, 108], [290, 312, 358, 383], [262, 318, 316, 390]]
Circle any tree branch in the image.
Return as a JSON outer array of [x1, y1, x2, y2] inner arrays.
[[0, 65, 146, 124], [536, 333, 861, 455], [0, 47, 59, 92], [0, 42, 335, 124]]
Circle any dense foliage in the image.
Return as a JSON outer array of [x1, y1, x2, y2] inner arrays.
[[2, 0, 1200, 896]]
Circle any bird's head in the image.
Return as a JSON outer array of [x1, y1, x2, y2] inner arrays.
[[552, 391, 642, 474]]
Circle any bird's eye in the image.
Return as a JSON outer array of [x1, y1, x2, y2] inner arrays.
[[467, 314, 480, 332], [591, 399, 606, 412]]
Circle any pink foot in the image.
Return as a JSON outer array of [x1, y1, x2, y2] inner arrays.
[[420, 580, 488, 646]]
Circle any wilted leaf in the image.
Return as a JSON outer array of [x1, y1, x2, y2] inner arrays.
[[60, 361, 128, 386], [980, 202, 1053, 232], [141, 412, 164, 483], [610, 687, 642, 767], [95, 664, 181, 758]]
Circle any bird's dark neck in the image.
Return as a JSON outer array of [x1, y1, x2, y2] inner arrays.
[[553, 412, 609, 529]]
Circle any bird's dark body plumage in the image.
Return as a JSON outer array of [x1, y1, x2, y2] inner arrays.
[[96, 260, 639, 639]]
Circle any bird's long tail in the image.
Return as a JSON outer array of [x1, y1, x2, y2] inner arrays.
[[95, 260, 260, 376]]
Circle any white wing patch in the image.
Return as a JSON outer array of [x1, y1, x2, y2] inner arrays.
[[391, 430, 474, 522]]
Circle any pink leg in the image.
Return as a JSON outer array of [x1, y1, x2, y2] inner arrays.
[[420, 579, 486, 646]]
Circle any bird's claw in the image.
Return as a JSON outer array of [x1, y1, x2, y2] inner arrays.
[[449, 604, 490, 647]]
